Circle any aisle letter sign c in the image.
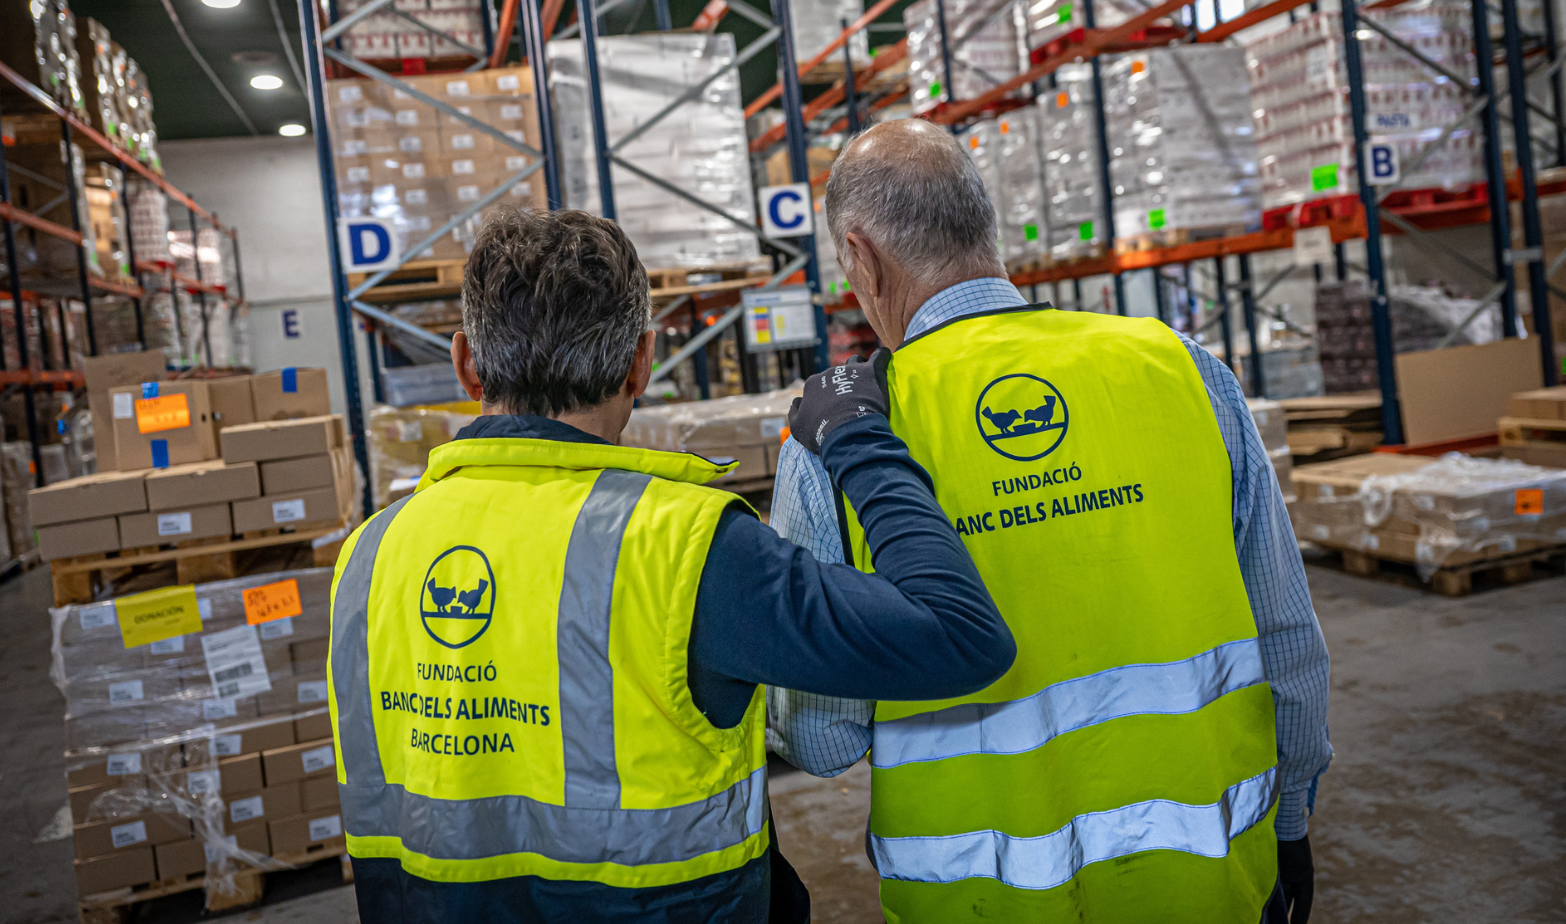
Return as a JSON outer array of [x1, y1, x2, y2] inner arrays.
[[338, 216, 401, 272], [760, 183, 813, 240]]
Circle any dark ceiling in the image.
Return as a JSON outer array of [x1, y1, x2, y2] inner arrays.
[[67, 0, 911, 141]]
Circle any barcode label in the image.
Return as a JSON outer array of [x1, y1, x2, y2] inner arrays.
[[111, 821, 148, 848], [230, 795, 265, 823], [187, 769, 222, 795], [395, 109, 418, 126], [301, 746, 336, 774], [219, 681, 242, 697], [337, 85, 361, 103], [214, 662, 253, 684], [346, 166, 369, 183], [272, 499, 307, 524], [496, 74, 520, 91], [157, 512, 193, 536], [112, 392, 133, 419], [451, 133, 475, 150], [81, 609, 116, 630], [108, 680, 144, 704], [106, 752, 141, 775], [445, 79, 470, 96], [308, 815, 343, 841], [259, 618, 294, 640], [452, 159, 476, 175], [213, 734, 243, 757], [297, 681, 329, 703], [202, 698, 238, 720], [398, 135, 422, 152], [198, 598, 213, 620], [501, 104, 523, 119], [405, 189, 427, 205], [149, 635, 185, 655]]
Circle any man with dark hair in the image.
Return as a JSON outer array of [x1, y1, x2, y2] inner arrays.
[[327, 207, 1016, 923]]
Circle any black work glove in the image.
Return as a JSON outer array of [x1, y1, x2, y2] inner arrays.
[[1278, 836, 1314, 924], [788, 348, 891, 455]]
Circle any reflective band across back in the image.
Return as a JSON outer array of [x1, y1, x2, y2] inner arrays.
[[870, 767, 1278, 890], [871, 638, 1266, 769], [558, 469, 651, 810]]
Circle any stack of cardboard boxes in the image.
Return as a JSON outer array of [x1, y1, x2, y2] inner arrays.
[[56, 569, 345, 896], [1501, 387, 1566, 469], [623, 388, 800, 485], [30, 365, 353, 562]]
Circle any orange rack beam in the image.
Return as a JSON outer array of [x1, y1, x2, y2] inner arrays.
[[0, 369, 84, 387]]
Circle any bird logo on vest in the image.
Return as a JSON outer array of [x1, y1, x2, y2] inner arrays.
[[420, 546, 496, 649], [975, 374, 1070, 461]]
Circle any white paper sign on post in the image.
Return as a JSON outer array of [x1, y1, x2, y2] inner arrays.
[[759, 184, 813, 239], [1292, 225, 1334, 267]]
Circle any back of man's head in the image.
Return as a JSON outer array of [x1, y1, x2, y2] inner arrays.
[[824, 119, 1003, 285], [461, 208, 650, 417]]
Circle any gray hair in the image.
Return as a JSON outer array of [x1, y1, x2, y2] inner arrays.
[[461, 207, 651, 417], [824, 120, 1003, 285]]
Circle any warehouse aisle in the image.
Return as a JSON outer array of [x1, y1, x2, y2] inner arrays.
[[2, 564, 1562, 923]]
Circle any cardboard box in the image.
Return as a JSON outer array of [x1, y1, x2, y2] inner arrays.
[[82, 351, 166, 473], [262, 739, 337, 786], [75, 846, 156, 896], [294, 711, 333, 743], [225, 784, 303, 827], [174, 752, 264, 800], [251, 368, 332, 421], [1395, 339, 1543, 444], [155, 821, 268, 879], [118, 503, 232, 549], [1507, 386, 1566, 421], [38, 517, 121, 561], [144, 461, 260, 511], [232, 487, 345, 534], [257, 677, 332, 716], [222, 416, 342, 465], [260, 455, 336, 496], [29, 471, 148, 527], [300, 775, 340, 813], [268, 812, 345, 856], [109, 381, 218, 470], [66, 746, 183, 789], [291, 638, 330, 672], [74, 812, 191, 861], [186, 720, 296, 763], [207, 375, 256, 431], [70, 780, 143, 825], [1501, 444, 1566, 468]]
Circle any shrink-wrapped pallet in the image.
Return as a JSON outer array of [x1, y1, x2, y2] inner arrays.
[[904, 0, 1029, 115], [624, 388, 801, 483]]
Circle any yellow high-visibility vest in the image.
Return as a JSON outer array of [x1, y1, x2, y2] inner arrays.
[[842, 307, 1278, 922], [327, 435, 769, 888]]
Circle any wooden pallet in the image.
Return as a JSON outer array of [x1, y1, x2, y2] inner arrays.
[[1497, 416, 1566, 446], [799, 50, 910, 92], [348, 258, 467, 304], [78, 843, 352, 923], [1312, 541, 1566, 596], [49, 521, 350, 606], [647, 262, 773, 301], [1114, 225, 1248, 255]]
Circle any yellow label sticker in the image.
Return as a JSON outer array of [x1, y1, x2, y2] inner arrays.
[[135, 393, 191, 434], [244, 579, 303, 625], [117, 585, 203, 649]]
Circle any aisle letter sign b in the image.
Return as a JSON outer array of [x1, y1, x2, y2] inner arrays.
[[759, 184, 813, 239], [338, 216, 401, 272], [1367, 140, 1400, 186]]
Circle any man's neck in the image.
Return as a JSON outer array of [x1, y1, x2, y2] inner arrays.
[[479, 400, 629, 445], [884, 270, 1008, 347]]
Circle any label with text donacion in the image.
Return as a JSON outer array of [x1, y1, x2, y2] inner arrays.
[[116, 585, 204, 649]]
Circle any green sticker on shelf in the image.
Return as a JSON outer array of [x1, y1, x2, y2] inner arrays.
[[1148, 208, 1166, 230], [1311, 163, 1340, 191], [1078, 221, 1093, 241], [1024, 223, 1039, 241], [930, 80, 943, 98], [1059, 5, 1071, 20]]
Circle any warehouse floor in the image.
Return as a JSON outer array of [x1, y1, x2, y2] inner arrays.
[[2, 559, 1562, 923]]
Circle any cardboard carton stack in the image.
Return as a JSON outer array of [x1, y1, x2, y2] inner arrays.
[[1500, 387, 1566, 469], [1276, 393, 1383, 464], [623, 388, 801, 485], [1247, 398, 1293, 496], [53, 569, 344, 899], [367, 402, 479, 510]]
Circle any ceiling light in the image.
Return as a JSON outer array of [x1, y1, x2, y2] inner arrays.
[[278, 123, 307, 137], [202, 0, 242, 7], [251, 74, 284, 90]]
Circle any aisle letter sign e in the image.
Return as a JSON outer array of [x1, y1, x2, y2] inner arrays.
[[1367, 140, 1400, 186], [338, 216, 401, 272], [759, 184, 813, 239]]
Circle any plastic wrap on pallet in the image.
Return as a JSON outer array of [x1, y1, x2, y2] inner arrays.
[[1245, 5, 1480, 209], [368, 401, 479, 509], [51, 569, 340, 905], [1025, 0, 1145, 48], [625, 388, 801, 481], [965, 109, 1048, 267], [1290, 452, 1566, 579], [1039, 64, 1102, 259], [790, 0, 870, 67], [6, 0, 86, 114], [1103, 46, 1260, 242], [549, 34, 761, 269], [904, 0, 1030, 115], [338, 0, 487, 60], [2, 442, 38, 559]]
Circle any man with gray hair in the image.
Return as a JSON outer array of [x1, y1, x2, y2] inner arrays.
[[327, 206, 1015, 923], [771, 119, 1331, 923]]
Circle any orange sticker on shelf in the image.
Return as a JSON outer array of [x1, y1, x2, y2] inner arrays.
[[1131, 58, 1146, 74], [244, 578, 304, 625], [1515, 488, 1544, 515], [969, 135, 980, 149], [1056, 91, 1070, 108], [999, 120, 1011, 134], [135, 393, 191, 434]]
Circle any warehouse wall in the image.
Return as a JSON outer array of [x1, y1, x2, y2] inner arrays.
[[158, 136, 377, 419]]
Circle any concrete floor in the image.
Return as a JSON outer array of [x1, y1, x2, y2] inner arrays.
[[1, 562, 1561, 923]]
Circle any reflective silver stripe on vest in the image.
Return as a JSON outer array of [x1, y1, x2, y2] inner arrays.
[[871, 637, 1266, 770], [870, 766, 1277, 890], [332, 473, 768, 867], [558, 469, 650, 810]]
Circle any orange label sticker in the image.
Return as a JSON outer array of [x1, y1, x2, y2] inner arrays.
[[969, 135, 980, 149], [1515, 488, 1544, 515], [1056, 91, 1070, 108], [244, 578, 304, 625], [135, 393, 191, 434], [1131, 59, 1146, 74], [999, 120, 1011, 134]]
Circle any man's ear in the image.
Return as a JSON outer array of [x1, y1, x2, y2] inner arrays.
[[626, 329, 657, 399], [451, 331, 484, 402], [844, 232, 882, 302]]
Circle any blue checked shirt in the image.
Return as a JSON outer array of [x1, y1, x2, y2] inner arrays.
[[768, 277, 1332, 841]]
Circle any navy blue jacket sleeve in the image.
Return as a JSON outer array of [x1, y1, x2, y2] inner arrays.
[[688, 416, 1014, 727]]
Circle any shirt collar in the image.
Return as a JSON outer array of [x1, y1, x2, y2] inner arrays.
[[904, 277, 1032, 341]]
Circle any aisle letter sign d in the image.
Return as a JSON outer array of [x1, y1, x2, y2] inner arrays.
[[338, 216, 401, 272], [1367, 140, 1400, 186], [759, 184, 813, 239]]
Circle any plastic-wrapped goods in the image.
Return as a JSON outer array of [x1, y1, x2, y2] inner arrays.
[[169, 228, 226, 289], [2, 442, 38, 558], [964, 111, 1048, 268], [1102, 46, 1260, 242], [129, 187, 172, 264], [791, 0, 869, 69], [905, 0, 1030, 115], [624, 388, 802, 483], [51, 570, 343, 904], [550, 35, 762, 269], [338, 0, 487, 60], [1025, 0, 1152, 48], [1290, 452, 1566, 579], [0, 0, 84, 113], [84, 163, 130, 280], [1039, 64, 1102, 259], [368, 402, 478, 509], [123, 56, 161, 173], [1314, 281, 1495, 393], [1246, 5, 1479, 209]]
